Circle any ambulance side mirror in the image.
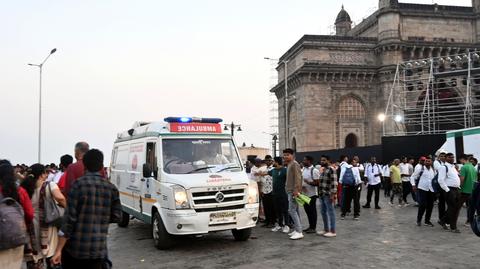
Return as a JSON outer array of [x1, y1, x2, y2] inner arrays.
[[142, 164, 152, 178]]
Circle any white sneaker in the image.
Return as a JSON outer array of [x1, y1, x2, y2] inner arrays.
[[323, 232, 337, 238], [271, 225, 282, 232], [288, 231, 295, 236], [316, 230, 327, 236], [289, 231, 304, 240], [282, 226, 290, 234]]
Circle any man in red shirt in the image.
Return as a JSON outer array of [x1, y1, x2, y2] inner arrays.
[[62, 142, 90, 196], [60, 142, 108, 196]]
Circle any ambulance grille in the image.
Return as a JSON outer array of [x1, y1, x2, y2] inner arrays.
[[190, 185, 246, 209]]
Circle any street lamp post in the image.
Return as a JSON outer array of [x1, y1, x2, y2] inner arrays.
[[264, 57, 289, 149], [272, 135, 278, 157], [28, 48, 57, 163], [224, 122, 242, 136], [262, 132, 279, 157]]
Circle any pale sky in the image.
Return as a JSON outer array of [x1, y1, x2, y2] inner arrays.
[[0, 0, 470, 165]]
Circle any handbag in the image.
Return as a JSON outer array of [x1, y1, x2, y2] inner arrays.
[[44, 182, 64, 228]]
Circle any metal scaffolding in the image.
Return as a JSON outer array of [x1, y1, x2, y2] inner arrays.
[[384, 52, 480, 136], [268, 61, 279, 156]]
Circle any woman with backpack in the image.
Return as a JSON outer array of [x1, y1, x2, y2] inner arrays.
[[0, 160, 34, 269], [21, 164, 66, 269]]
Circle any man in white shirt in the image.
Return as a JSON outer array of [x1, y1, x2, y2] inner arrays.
[[434, 152, 447, 224], [437, 153, 462, 233], [399, 157, 415, 205], [412, 157, 426, 184], [339, 159, 362, 220], [48, 155, 73, 184], [363, 157, 382, 209], [382, 162, 391, 197], [250, 158, 270, 225], [411, 156, 435, 226], [433, 151, 446, 171], [337, 155, 349, 209], [352, 156, 365, 203], [301, 156, 320, 233]]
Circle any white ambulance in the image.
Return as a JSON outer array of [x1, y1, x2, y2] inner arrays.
[[109, 117, 259, 249]]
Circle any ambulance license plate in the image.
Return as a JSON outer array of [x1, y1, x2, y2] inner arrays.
[[209, 211, 236, 225]]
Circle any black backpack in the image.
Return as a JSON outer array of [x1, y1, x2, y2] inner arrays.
[[0, 192, 28, 250], [468, 182, 480, 237], [431, 165, 447, 193]]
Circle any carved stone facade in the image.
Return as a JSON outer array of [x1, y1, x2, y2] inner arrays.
[[271, 0, 480, 152]]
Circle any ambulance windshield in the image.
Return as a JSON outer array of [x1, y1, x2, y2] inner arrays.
[[162, 139, 242, 174]]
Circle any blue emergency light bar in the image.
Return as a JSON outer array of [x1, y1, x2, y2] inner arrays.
[[164, 117, 223, 124]]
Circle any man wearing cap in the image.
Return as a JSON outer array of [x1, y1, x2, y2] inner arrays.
[[411, 157, 426, 191]]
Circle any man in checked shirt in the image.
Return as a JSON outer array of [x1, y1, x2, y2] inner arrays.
[[52, 149, 121, 269], [314, 155, 338, 238]]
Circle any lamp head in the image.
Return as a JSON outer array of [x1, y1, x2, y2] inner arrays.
[[377, 113, 386, 122], [394, 115, 403, 122], [50, 48, 57, 54]]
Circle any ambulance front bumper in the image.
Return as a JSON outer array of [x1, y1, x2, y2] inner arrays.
[[160, 203, 259, 235]]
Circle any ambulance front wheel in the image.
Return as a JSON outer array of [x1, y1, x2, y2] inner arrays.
[[117, 210, 130, 228], [232, 228, 251, 241], [152, 212, 175, 250]]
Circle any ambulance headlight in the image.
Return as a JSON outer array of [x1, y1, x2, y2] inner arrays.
[[173, 186, 190, 209], [248, 181, 259, 204]]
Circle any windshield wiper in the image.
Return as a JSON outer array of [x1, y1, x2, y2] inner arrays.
[[186, 166, 216, 174], [216, 166, 241, 173]]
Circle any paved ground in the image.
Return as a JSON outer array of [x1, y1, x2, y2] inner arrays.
[[108, 190, 478, 269]]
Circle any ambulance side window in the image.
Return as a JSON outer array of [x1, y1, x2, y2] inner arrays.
[[146, 142, 158, 179], [111, 147, 118, 168], [115, 146, 129, 171]]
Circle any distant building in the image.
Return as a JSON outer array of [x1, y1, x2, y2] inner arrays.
[[271, 0, 480, 153], [238, 144, 270, 163]]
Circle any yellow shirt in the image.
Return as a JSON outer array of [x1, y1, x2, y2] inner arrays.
[[390, 165, 401, 184]]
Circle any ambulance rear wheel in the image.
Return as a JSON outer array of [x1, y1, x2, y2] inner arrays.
[[117, 210, 130, 228], [232, 228, 251, 241], [152, 212, 174, 250]]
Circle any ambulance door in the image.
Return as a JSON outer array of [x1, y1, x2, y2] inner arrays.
[[142, 140, 158, 218], [128, 142, 145, 215], [111, 145, 132, 210]]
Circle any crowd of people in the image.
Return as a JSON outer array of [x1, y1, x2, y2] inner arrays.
[[0, 142, 120, 269], [248, 149, 480, 240], [1, 142, 479, 269]]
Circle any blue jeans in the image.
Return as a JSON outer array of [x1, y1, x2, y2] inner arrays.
[[320, 195, 336, 232], [287, 192, 302, 232]]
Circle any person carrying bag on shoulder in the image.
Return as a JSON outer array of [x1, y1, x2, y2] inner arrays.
[[21, 164, 66, 269]]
